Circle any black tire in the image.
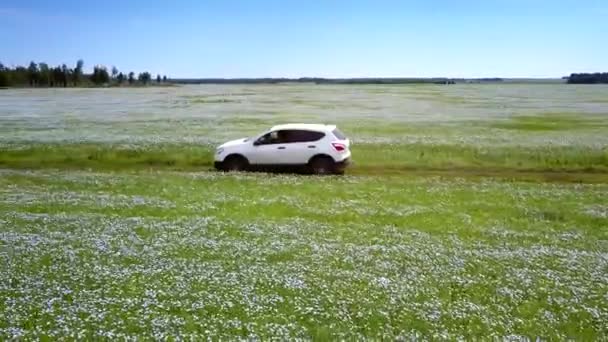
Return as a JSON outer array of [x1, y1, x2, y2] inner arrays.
[[223, 155, 248, 172], [309, 156, 335, 175]]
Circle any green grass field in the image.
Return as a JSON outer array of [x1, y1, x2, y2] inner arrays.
[[1, 84, 607, 339]]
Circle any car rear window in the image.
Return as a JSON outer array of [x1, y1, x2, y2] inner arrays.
[[332, 128, 347, 140]]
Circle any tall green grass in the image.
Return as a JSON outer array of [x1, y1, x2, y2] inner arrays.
[[1, 143, 606, 177]]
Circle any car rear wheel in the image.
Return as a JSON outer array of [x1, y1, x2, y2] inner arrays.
[[223, 155, 248, 172], [310, 156, 335, 175]]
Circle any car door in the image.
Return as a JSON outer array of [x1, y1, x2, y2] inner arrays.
[[247, 130, 289, 165], [280, 130, 326, 164]]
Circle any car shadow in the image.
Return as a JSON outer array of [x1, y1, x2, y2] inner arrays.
[[216, 165, 342, 176]]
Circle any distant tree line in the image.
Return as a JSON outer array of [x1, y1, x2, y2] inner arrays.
[[171, 77, 459, 85], [566, 73, 608, 84], [170, 77, 504, 85], [0, 60, 169, 87]]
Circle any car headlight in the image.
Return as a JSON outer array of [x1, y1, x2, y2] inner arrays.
[[216, 148, 224, 155]]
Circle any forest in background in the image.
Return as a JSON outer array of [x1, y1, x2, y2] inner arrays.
[[0, 60, 167, 87]]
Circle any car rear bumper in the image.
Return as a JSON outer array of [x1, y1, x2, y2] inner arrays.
[[335, 157, 352, 171]]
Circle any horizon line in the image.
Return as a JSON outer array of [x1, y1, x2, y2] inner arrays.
[[168, 76, 567, 80]]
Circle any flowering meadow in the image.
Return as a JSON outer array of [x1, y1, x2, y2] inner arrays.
[[1, 84, 607, 339]]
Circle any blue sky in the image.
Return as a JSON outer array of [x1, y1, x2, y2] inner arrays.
[[1, 0, 606, 78]]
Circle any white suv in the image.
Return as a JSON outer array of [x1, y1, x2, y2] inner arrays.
[[214, 123, 351, 174]]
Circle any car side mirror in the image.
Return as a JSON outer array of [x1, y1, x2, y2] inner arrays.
[[253, 140, 261, 146]]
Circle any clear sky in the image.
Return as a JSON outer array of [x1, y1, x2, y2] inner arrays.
[[1, 0, 606, 78]]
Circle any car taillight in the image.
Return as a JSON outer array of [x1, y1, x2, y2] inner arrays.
[[332, 142, 346, 152]]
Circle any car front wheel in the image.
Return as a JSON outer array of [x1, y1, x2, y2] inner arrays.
[[222, 155, 248, 172]]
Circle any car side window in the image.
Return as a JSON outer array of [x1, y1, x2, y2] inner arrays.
[[256, 129, 325, 145], [284, 130, 325, 143], [255, 130, 289, 145]]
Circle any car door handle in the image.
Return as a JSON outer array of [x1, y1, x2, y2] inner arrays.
[[277, 146, 286, 150], [307, 145, 316, 148]]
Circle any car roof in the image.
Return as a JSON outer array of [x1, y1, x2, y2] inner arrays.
[[269, 123, 336, 132]]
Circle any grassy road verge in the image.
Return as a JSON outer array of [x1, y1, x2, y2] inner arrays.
[[1, 143, 607, 182]]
